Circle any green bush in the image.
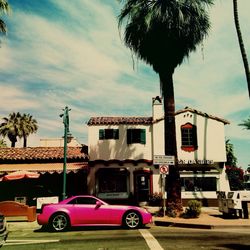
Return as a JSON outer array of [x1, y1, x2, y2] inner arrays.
[[184, 200, 202, 218]]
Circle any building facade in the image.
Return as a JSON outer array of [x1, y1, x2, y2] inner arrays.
[[87, 97, 231, 206]]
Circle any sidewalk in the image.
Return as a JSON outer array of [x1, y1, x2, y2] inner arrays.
[[153, 207, 250, 229], [6, 207, 250, 231]]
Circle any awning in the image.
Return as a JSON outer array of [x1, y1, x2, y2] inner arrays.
[[0, 170, 40, 181], [0, 162, 88, 175]]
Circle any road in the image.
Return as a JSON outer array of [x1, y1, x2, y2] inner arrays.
[[4, 224, 250, 250]]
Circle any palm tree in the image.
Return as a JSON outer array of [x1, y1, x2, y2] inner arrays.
[[20, 113, 38, 147], [0, 112, 22, 147], [233, 0, 250, 98], [0, 138, 7, 147], [118, 0, 213, 211], [239, 116, 250, 130], [0, 0, 10, 39]]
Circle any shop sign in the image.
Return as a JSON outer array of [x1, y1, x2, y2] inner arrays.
[[178, 159, 214, 164], [97, 192, 129, 199]]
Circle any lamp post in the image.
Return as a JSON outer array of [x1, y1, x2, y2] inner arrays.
[[60, 106, 73, 200]]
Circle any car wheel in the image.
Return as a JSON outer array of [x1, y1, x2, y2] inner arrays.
[[123, 211, 141, 229], [49, 212, 70, 232]]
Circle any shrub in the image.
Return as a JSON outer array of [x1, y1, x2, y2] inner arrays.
[[149, 192, 163, 206], [184, 200, 202, 218], [165, 202, 177, 218]]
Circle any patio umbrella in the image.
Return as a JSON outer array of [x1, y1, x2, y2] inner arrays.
[[0, 170, 40, 182]]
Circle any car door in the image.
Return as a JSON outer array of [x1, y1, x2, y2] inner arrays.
[[69, 197, 112, 225]]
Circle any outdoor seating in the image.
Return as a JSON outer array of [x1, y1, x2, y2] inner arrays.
[[0, 201, 36, 222]]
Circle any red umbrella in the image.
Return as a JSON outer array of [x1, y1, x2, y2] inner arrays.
[[0, 170, 40, 181]]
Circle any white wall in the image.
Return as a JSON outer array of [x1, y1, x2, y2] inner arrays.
[[175, 111, 227, 162], [88, 124, 152, 161], [40, 138, 82, 147]]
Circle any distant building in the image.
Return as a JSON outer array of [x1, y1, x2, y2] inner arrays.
[[40, 138, 82, 147], [87, 97, 230, 206]]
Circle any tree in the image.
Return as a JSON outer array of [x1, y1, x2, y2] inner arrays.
[[118, 0, 213, 211], [226, 139, 237, 167], [0, 112, 22, 147], [19, 113, 38, 147], [0, 138, 7, 147], [0, 0, 10, 41], [0, 112, 38, 147], [225, 140, 244, 190], [239, 116, 250, 130], [233, 0, 250, 98]]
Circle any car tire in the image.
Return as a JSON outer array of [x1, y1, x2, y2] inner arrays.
[[49, 212, 70, 232], [123, 210, 142, 229]]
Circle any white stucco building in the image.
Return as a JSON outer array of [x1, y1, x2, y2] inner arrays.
[[87, 97, 230, 206]]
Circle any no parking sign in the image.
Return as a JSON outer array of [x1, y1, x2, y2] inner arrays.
[[159, 165, 169, 175]]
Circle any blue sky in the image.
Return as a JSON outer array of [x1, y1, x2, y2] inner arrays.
[[0, 0, 249, 169]]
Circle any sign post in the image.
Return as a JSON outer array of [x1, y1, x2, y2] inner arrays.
[[159, 165, 169, 215], [154, 155, 175, 216]]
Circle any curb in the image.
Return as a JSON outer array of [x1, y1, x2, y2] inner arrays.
[[154, 220, 250, 230], [154, 220, 213, 229]]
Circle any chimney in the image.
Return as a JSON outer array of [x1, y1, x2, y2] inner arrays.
[[152, 96, 163, 120]]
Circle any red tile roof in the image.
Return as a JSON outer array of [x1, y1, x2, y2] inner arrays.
[[176, 107, 230, 124], [0, 147, 88, 162], [88, 108, 230, 125], [87, 116, 153, 126]]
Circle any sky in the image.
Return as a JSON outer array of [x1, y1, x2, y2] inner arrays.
[[0, 0, 249, 169]]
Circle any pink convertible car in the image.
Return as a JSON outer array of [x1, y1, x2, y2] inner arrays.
[[37, 195, 152, 231]]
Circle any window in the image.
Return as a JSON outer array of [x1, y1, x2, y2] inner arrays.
[[97, 168, 128, 193], [181, 123, 198, 152], [68, 197, 97, 205], [127, 129, 146, 144], [181, 177, 217, 191], [99, 129, 119, 140]]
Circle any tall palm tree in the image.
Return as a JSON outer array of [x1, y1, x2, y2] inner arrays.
[[118, 0, 213, 211], [0, 112, 22, 147], [20, 113, 38, 147], [239, 116, 250, 130], [0, 0, 10, 38], [233, 0, 250, 98]]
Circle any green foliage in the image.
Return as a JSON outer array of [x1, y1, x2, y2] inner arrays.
[[118, 0, 214, 74], [0, 138, 7, 147], [225, 139, 237, 167], [0, 112, 38, 147], [166, 202, 177, 218], [226, 165, 245, 191], [239, 117, 250, 130], [183, 200, 202, 218], [0, 0, 10, 35]]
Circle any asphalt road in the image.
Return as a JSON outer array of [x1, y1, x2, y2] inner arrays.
[[4, 224, 250, 250]]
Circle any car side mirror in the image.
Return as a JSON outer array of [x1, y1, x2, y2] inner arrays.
[[95, 201, 102, 208]]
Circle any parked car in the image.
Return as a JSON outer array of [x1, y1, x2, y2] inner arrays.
[[0, 213, 8, 248], [37, 195, 152, 231]]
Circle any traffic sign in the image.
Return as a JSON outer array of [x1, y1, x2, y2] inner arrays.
[[159, 165, 169, 175], [153, 155, 175, 165]]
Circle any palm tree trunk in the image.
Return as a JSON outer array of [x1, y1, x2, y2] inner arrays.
[[233, 0, 250, 98], [11, 140, 15, 147], [23, 136, 27, 148], [159, 72, 182, 212]]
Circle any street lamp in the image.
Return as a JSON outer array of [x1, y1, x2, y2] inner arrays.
[[60, 106, 73, 200]]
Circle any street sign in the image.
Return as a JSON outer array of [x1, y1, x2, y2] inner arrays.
[[159, 165, 169, 175], [153, 155, 175, 165]]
